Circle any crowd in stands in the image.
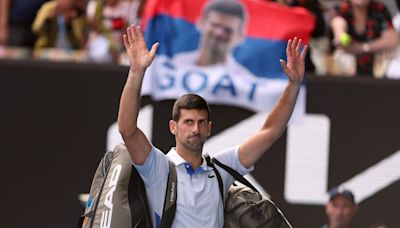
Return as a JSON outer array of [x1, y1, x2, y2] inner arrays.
[[0, 0, 143, 62], [1, 0, 400, 78]]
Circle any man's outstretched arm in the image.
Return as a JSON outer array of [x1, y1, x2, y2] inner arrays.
[[118, 25, 159, 165], [239, 37, 307, 168]]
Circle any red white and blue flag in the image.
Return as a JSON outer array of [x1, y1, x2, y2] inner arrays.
[[140, 0, 315, 117]]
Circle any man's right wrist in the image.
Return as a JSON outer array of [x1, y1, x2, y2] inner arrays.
[[130, 67, 146, 75]]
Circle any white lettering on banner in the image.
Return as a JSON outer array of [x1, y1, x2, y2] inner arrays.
[[182, 71, 209, 93], [142, 56, 306, 114], [157, 66, 257, 101], [106, 111, 400, 205], [100, 164, 122, 228]]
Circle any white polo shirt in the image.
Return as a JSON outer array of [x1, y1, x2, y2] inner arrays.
[[133, 146, 252, 228]]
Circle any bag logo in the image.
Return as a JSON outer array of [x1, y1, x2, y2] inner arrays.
[[169, 182, 176, 203], [100, 164, 122, 228]]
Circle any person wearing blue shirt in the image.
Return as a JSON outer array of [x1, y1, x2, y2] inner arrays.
[[117, 16, 307, 228]]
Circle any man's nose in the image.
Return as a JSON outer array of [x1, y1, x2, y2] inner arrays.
[[192, 123, 200, 134]]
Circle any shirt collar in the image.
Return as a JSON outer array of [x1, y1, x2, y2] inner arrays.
[[166, 148, 212, 174]]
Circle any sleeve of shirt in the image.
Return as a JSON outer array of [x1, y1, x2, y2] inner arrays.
[[213, 146, 254, 176], [213, 146, 255, 198], [132, 146, 169, 187]]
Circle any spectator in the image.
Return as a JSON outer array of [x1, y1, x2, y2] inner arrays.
[[385, 0, 400, 78], [32, 0, 86, 51], [86, 0, 132, 63], [0, 0, 48, 48], [377, 0, 399, 17], [322, 187, 358, 228], [127, 0, 143, 25], [273, 0, 328, 74], [329, 0, 399, 77], [393, 0, 400, 32]]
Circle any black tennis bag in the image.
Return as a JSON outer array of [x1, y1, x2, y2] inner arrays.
[[81, 143, 176, 228]]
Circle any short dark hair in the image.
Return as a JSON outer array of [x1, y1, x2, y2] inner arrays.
[[172, 94, 211, 121], [202, 0, 247, 24]]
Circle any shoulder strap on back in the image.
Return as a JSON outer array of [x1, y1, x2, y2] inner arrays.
[[86, 151, 114, 228], [211, 157, 259, 193], [160, 160, 177, 228], [205, 155, 224, 201]]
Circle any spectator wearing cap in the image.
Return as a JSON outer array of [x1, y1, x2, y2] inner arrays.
[[322, 187, 358, 228]]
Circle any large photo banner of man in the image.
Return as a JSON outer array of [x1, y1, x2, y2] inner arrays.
[[141, 0, 315, 118]]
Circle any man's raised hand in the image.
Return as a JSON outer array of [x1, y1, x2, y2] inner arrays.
[[279, 37, 307, 83], [123, 25, 159, 72]]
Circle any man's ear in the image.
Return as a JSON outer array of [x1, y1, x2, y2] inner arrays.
[[169, 120, 177, 135]]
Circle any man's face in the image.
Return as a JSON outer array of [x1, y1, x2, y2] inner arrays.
[[199, 11, 244, 60], [170, 109, 211, 153], [326, 196, 357, 228]]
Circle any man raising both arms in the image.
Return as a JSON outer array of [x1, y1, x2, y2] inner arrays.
[[118, 24, 307, 228]]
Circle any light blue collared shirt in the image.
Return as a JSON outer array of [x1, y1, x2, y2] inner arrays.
[[133, 146, 253, 228]]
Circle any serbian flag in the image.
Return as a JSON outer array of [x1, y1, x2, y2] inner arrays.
[[140, 0, 315, 117]]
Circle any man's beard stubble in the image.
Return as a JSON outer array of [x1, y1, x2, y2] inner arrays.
[[183, 135, 206, 154]]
